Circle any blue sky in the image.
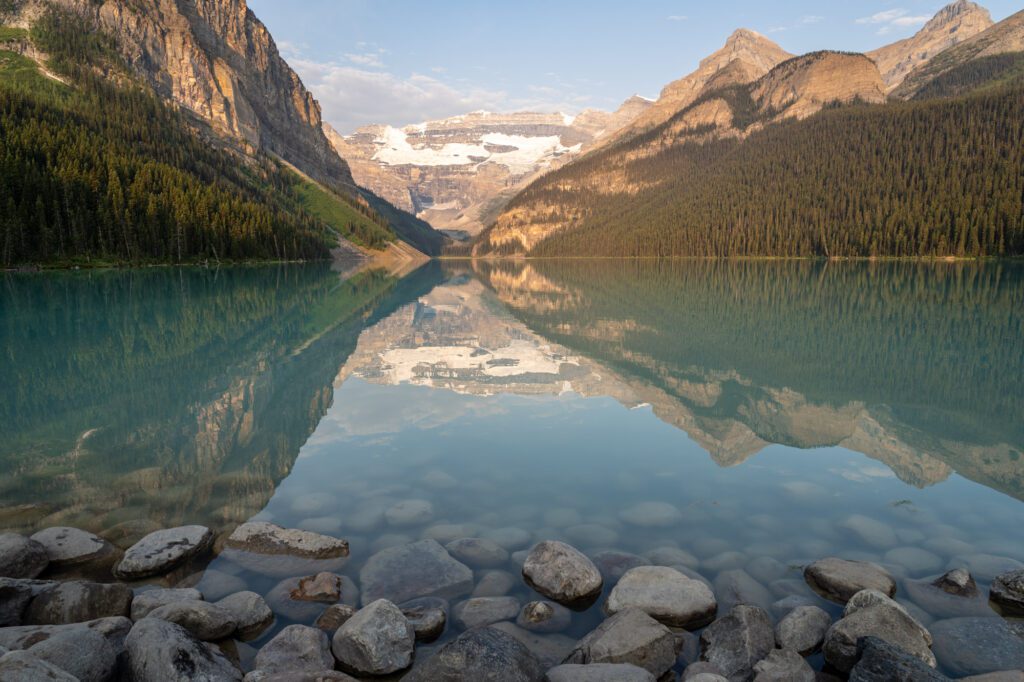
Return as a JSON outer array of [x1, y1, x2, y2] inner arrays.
[[247, 0, 1022, 133]]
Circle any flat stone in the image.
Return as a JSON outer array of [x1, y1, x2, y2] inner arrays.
[[619, 502, 683, 528], [606, 566, 717, 629], [591, 551, 651, 582], [990, 568, 1024, 615], [114, 526, 213, 580], [0, 533, 49, 579], [699, 605, 775, 682], [752, 648, 815, 682], [400, 597, 447, 642], [523, 541, 603, 609], [224, 522, 349, 559], [332, 599, 415, 675], [839, 515, 898, 549], [314, 604, 357, 634], [293, 572, 342, 601], [359, 539, 473, 606], [713, 569, 774, 613], [473, 569, 519, 597], [446, 538, 510, 568], [0, 616, 132, 653], [403, 625, 544, 681], [547, 663, 656, 681], [251, 624, 333, 677], [126, 617, 241, 681], [565, 608, 678, 677], [130, 588, 203, 621], [26, 625, 117, 682], [930, 617, 1024, 676], [29, 528, 118, 570], [883, 547, 943, 575], [25, 581, 133, 625], [848, 636, 950, 682], [775, 605, 831, 655], [385, 500, 435, 527], [453, 596, 520, 629], [216, 592, 273, 640], [804, 558, 896, 604], [517, 600, 572, 633], [823, 591, 935, 672], [0, 650, 78, 680]]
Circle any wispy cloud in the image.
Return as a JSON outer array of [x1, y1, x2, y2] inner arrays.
[[765, 14, 825, 34], [856, 8, 930, 35], [667, 15, 688, 21]]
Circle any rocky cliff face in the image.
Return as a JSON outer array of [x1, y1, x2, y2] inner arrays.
[[868, 0, 993, 91], [328, 98, 652, 238], [752, 52, 886, 120], [17, 0, 357, 196]]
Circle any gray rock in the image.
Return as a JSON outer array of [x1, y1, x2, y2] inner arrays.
[[0, 616, 132, 653], [547, 663, 656, 681], [481, 527, 534, 551], [245, 672, 358, 682], [682, 662, 727, 680], [883, 547, 943, 575], [473, 569, 518, 597], [27, 625, 117, 682], [565, 608, 678, 677], [131, 588, 204, 621], [331, 599, 415, 675], [25, 581, 133, 625], [949, 554, 1024, 582], [591, 551, 651, 582], [0, 577, 45, 626], [126, 616, 242, 681], [839, 515, 898, 549], [404, 625, 544, 681], [252, 624, 333, 677], [564, 524, 619, 548], [644, 547, 700, 570], [0, 533, 49, 579], [904, 575, 992, 619], [619, 502, 683, 528], [713, 569, 774, 613], [958, 674, 1024, 682], [489, 621, 577, 669], [745, 557, 787, 586], [606, 566, 717, 629], [848, 636, 950, 682], [29, 527, 118, 569], [147, 600, 237, 641], [314, 604, 357, 634], [114, 526, 213, 580], [453, 596, 520, 629], [224, 522, 349, 559], [823, 591, 935, 672], [0, 650, 78, 680], [216, 592, 273, 640], [929, 617, 1024, 677], [523, 541, 604, 609], [400, 597, 447, 642], [265, 573, 357, 622], [804, 558, 896, 604], [990, 568, 1024, 615], [932, 567, 978, 596], [359, 539, 473, 606], [774, 605, 831, 655], [752, 649, 815, 682], [769, 595, 817, 620], [703, 552, 749, 573], [446, 538, 510, 568], [699, 605, 774, 682], [185, 569, 248, 601], [517, 600, 572, 633], [385, 500, 435, 527]]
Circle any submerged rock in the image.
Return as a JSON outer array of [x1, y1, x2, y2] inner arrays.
[[565, 608, 678, 677], [605, 565, 717, 629], [114, 526, 213, 580], [385, 500, 435, 527], [619, 502, 683, 528], [804, 558, 896, 604], [473, 569, 519, 597], [522, 541, 603, 609], [125, 617, 241, 681], [990, 568, 1024, 615], [774, 605, 831, 655], [713, 569, 774, 613], [929, 616, 1024, 676], [222, 523, 349, 578], [517, 600, 572, 633], [699, 605, 775, 682], [453, 596, 520, 630], [359, 539, 473, 606], [216, 591, 273, 640], [403, 625, 544, 681], [331, 599, 415, 676], [0, 533, 49, 579], [591, 550, 651, 582], [445, 538, 509, 568], [265, 573, 357, 622], [314, 604, 357, 635]]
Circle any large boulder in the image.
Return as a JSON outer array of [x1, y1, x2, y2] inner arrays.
[[131, 588, 204, 621], [125, 617, 242, 681], [564, 608, 678, 677], [0, 533, 49, 579], [147, 600, 237, 641], [26, 625, 117, 682], [0, 577, 48, 626], [404, 626, 544, 681], [114, 526, 213, 580], [251, 624, 333, 677], [453, 596, 520, 630], [929, 617, 1024, 677], [699, 605, 775, 682], [823, 590, 935, 672], [0, 616, 132, 654], [849, 637, 950, 682], [331, 599, 415, 675], [359, 539, 473, 606], [0, 650, 78, 681], [25, 581, 133, 625], [547, 663, 656, 681], [751, 649, 815, 682], [774, 605, 831, 655], [216, 591, 273, 640], [29, 527, 118, 570], [222, 523, 349, 578], [522, 541, 603, 609], [804, 558, 896, 604], [990, 568, 1024, 615], [605, 565, 716, 629]]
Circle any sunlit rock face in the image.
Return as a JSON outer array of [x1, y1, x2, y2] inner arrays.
[[326, 98, 652, 238]]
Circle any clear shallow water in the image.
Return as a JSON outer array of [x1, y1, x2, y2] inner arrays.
[[2, 260, 1023, 676]]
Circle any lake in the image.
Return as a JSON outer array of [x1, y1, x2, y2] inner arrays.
[[2, 259, 1022, 677]]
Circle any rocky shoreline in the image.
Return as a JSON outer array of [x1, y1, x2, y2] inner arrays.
[[1, 523, 1023, 681]]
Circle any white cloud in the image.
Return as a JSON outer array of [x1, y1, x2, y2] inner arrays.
[[765, 14, 825, 34], [668, 15, 688, 21], [344, 52, 385, 68], [856, 8, 930, 35]]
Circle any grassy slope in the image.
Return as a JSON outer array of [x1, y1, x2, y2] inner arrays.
[[289, 171, 394, 251]]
